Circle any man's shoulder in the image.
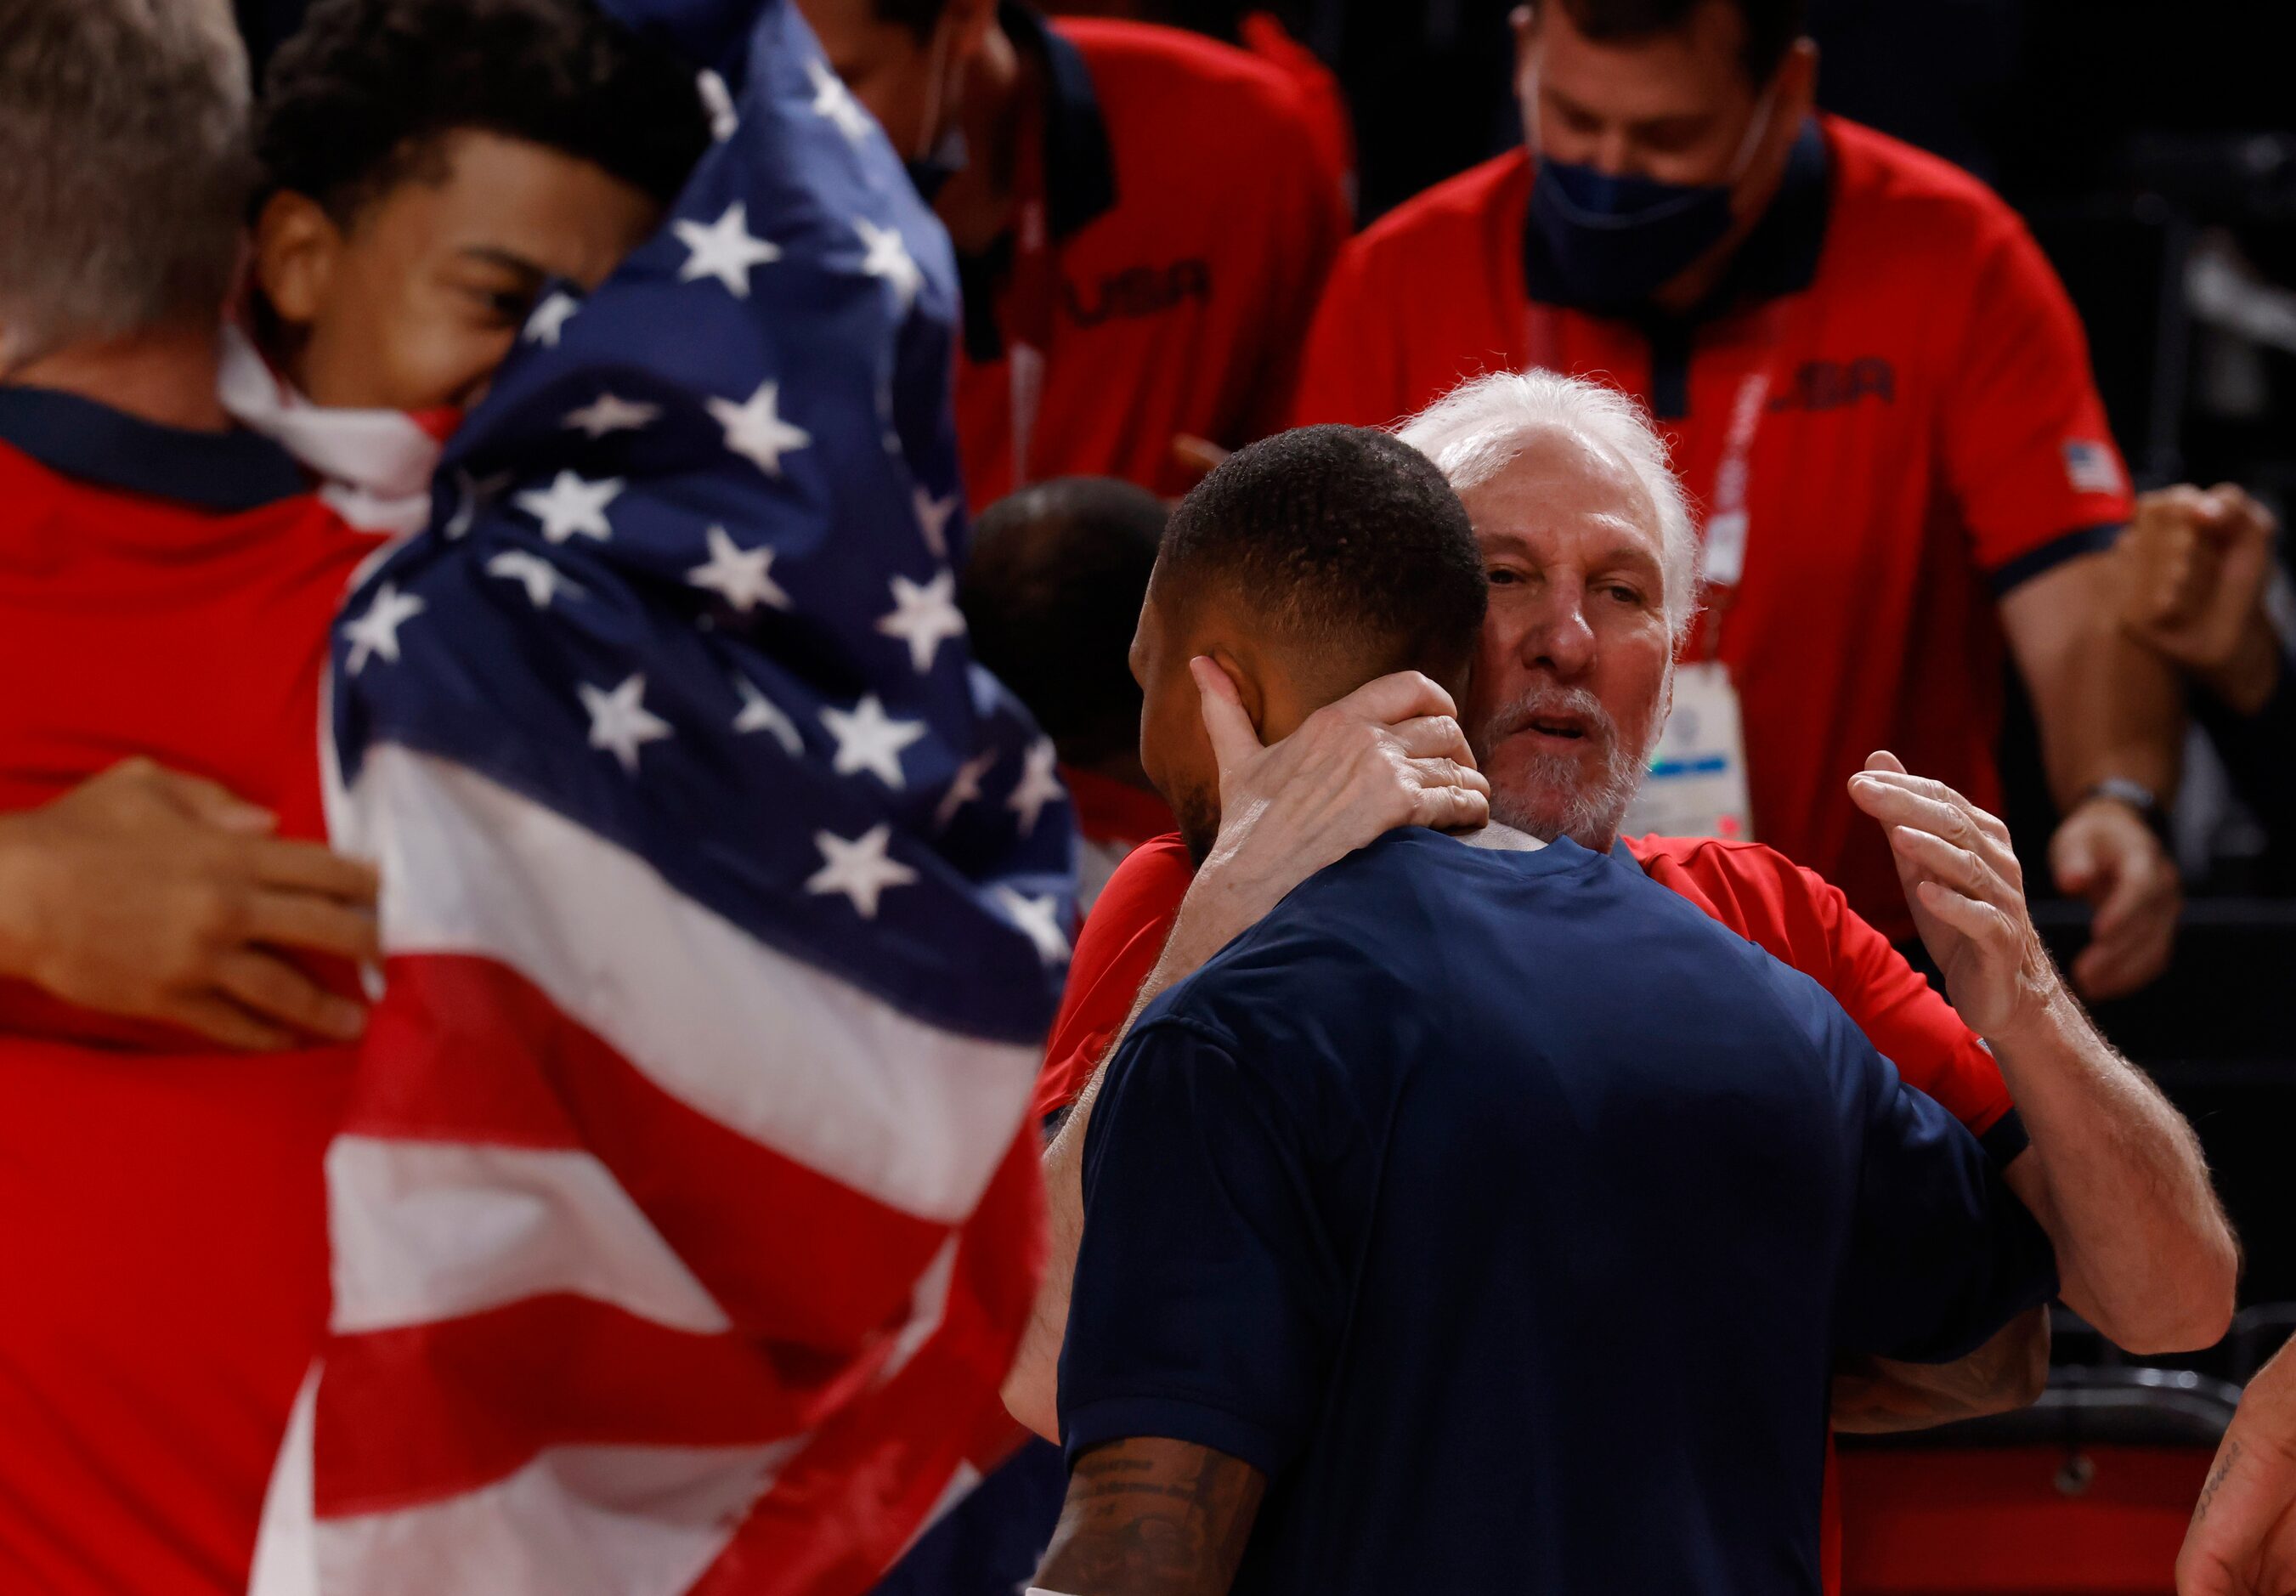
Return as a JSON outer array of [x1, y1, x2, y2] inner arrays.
[[1627, 834, 1840, 923], [1820, 114, 2029, 265], [1066, 17, 1325, 143], [1344, 149, 1530, 276]]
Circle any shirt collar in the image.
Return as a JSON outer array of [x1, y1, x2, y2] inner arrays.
[[1609, 836, 1645, 873], [0, 383, 307, 513], [1000, 3, 1117, 242], [1523, 115, 1833, 321]]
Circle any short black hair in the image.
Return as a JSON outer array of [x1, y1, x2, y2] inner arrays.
[[961, 478, 1167, 769], [1558, 0, 1807, 84], [255, 0, 711, 221], [1157, 427, 1488, 702]]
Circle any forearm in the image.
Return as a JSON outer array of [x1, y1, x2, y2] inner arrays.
[[1832, 1305, 2050, 1434], [0, 811, 38, 980], [1034, 1438, 1266, 1596], [2009, 556, 2186, 803], [1993, 988, 2237, 1351]]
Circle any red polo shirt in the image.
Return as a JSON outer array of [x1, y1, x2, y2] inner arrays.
[[1294, 116, 2134, 939], [953, 6, 1351, 508], [0, 388, 382, 1596], [1032, 827, 2026, 1593]]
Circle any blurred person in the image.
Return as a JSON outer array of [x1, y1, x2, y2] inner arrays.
[[797, 0, 1351, 506], [1025, 425, 2060, 1595], [1293, 0, 2192, 999], [223, 0, 711, 531], [0, 3, 390, 1590], [963, 477, 1173, 908], [2117, 483, 2293, 832], [244, 2, 1077, 1590], [2180, 1333, 2296, 1596], [1016, 373, 2236, 1588]]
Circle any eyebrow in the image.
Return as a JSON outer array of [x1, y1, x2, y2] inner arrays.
[[456, 246, 549, 282]]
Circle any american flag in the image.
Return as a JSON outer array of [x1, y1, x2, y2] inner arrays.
[[250, 4, 1074, 1592]]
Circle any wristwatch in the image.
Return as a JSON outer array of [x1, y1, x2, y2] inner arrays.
[[2078, 776, 2169, 839]]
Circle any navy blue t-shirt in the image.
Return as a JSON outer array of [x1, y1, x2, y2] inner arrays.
[[1060, 829, 2057, 1596]]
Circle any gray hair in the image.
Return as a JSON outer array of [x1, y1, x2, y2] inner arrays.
[[1395, 369, 1702, 643], [0, 0, 253, 366]]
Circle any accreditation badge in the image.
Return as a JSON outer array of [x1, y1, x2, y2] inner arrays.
[[1620, 661, 1755, 842]]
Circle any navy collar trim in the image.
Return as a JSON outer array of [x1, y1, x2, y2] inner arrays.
[[0, 385, 307, 512], [1609, 837, 1646, 873], [1001, 3, 1117, 242], [1524, 116, 1833, 323]]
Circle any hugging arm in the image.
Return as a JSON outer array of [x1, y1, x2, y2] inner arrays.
[[1033, 1437, 1267, 1596]]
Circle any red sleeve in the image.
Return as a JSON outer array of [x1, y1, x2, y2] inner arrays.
[[1941, 212, 2135, 587], [1032, 835, 1195, 1120], [1789, 861, 2016, 1139], [1287, 233, 1407, 428], [1640, 839, 2016, 1140]]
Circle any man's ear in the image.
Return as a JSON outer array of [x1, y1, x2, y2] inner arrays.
[[1204, 646, 1268, 742], [252, 190, 343, 331], [949, 0, 998, 61]]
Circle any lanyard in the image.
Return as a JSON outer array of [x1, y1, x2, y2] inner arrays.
[[1004, 99, 1055, 492], [1526, 303, 1786, 659]]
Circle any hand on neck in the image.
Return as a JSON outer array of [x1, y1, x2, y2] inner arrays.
[[4, 321, 230, 433]]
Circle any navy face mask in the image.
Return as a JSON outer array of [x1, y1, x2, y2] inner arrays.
[[1524, 90, 1778, 314]]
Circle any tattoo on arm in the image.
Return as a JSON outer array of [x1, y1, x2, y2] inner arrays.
[[1831, 1306, 2051, 1435], [2193, 1438, 2242, 1525], [1033, 1437, 1268, 1596]]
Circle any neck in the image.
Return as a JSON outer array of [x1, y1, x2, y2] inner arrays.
[[1457, 821, 1548, 852], [934, 22, 1030, 256], [5, 322, 230, 432]]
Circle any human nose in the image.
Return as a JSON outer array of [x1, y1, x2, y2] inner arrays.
[[1523, 580, 1597, 679]]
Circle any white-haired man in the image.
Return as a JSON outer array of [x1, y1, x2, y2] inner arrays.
[[1006, 370, 2236, 1588]]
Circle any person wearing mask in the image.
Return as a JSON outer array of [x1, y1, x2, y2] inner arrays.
[[1013, 372, 2236, 1592], [1293, 0, 2191, 1000], [798, 0, 1351, 506], [963, 478, 1174, 910], [1025, 424, 2060, 1595]]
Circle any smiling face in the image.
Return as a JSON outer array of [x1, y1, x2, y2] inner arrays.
[[253, 128, 662, 413], [1461, 426, 1676, 850]]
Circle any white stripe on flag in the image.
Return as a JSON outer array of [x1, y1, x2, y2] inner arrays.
[[342, 744, 1040, 1223], [326, 1138, 732, 1336]]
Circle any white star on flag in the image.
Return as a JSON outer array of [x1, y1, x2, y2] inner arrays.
[[821, 693, 927, 789], [996, 886, 1072, 965], [515, 471, 623, 545], [806, 823, 918, 920], [731, 674, 803, 756], [563, 392, 660, 439], [674, 201, 782, 297], [1008, 737, 1063, 836], [524, 291, 580, 347], [484, 549, 580, 609], [875, 569, 966, 673], [343, 582, 425, 676], [687, 524, 791, 613], [697, 68, 738, 141], [934, 748, 998, 829], [913, 488, 959, 560], [855, 218, 924, 314], [708, 381, 812, 477], [807, 59, 876, 144], [578, 673, 674, 774]]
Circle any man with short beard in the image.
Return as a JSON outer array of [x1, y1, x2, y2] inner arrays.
[[1009, 370, 2237, 1588]]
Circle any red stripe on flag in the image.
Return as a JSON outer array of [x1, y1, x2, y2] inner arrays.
[[346, 954, 950, 1350], [693, 1124, 1045, 1596], [313, 1290, 873, 1515]]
